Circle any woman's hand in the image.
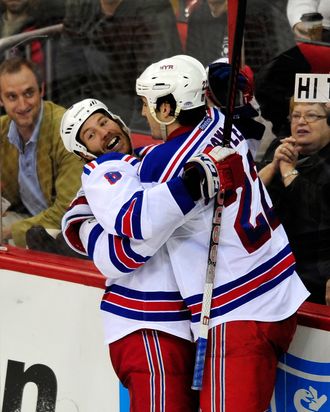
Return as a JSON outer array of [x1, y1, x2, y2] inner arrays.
[[258, 137, 299, 187], [273, 137, 300, 186], [275, 137, 298, 165]]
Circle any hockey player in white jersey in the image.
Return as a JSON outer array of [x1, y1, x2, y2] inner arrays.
[[134, 57, 308, 411], [60, 96, 231, 411], [62, 55, 309, 412]]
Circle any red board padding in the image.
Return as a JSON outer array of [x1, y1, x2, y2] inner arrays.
[[0, 244, 104, 289], [1, 245, 329, 331], [131, 132, 160, 149], [297, 301, 330, 331]]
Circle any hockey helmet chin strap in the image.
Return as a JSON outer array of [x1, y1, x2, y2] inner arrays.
[[149, 105, 181, 141]]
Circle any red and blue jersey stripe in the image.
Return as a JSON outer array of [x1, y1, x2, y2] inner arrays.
[[87, 223, 149, 274], [83, 152, 139, 176], [187, 244, 296, 323], [101, 284, 191, 322]]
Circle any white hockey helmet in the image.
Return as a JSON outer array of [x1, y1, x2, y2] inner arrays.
[[136, 54, 207, 121], [60, 98, 131, 159]]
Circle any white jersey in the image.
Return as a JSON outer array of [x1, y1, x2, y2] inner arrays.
[[62, 154, 196, 344], [63, 107, 309, 342]]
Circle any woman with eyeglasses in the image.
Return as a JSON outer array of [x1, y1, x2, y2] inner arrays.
[[258, 99, 330, 305]]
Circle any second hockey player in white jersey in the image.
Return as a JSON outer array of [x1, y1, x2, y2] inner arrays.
[[60, 94, 227, 411]]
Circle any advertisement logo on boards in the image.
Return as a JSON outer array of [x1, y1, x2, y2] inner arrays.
[[270, 353, 329, 412]]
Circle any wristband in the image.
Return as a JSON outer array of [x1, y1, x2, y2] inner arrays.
[[282, 169, 299, 180]]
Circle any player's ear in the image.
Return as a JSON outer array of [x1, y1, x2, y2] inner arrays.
[[40, 81, 45, 97], [160, 101, 173, 119]]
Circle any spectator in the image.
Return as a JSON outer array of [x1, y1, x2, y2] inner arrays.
[[185, 0, 295, 74], [255, 40, 330, 139], [258, 99, 330, 305], [287, 0, 330, 42], [243, 0, 295, 74], [0, 56, 82, 248], [54, 0, 182, 132], [0, 0, 65, 64], [186, 0, 228, 66]]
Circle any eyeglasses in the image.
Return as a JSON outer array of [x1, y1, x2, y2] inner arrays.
[[290, 113, 327, 123]]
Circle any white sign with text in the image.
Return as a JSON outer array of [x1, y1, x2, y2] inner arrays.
[[294, 73, 330, 102]]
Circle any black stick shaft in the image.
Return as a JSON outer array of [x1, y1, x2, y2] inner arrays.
[[223, 0, 247, 147]]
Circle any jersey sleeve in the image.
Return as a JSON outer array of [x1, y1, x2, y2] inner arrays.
[[62, 153, 198, 278], [82, 152, 195, 240], [78, 218, 153, 279], [64, 198, 197, 280], [61, 188, 93, 256]]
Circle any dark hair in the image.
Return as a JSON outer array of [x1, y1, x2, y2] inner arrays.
[[76, 109, 131, 151], [0, 56, 43, 89], [156, 94, 207, 127]]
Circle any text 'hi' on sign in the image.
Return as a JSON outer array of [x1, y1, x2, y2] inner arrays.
[[294, 73, 330, 102]]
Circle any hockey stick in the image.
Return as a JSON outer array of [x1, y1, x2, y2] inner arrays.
[[191, 0, 247, 391]]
